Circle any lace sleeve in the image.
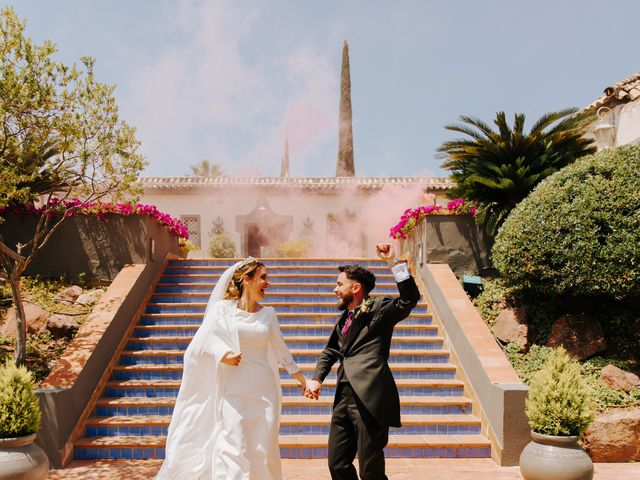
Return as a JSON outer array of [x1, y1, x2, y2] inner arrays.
[[267, 307, 300, 375]]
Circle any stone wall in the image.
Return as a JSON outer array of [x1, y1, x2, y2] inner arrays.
[[0, 213, 180, 282]]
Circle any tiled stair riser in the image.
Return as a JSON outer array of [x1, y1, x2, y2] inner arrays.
[[73, 446, 490, 461], [132, 326, 438, 337], [124, 339, 442, 351], [95, 404, 472, 417], [74, 258, 491, 461], [143, 305, 430, 314], [116, 353, 451, 366], [84, 424, 480, 437], [155, 284, 401, 294]]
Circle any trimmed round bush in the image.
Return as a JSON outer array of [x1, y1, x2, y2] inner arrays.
[[492, 144, 640, 298]]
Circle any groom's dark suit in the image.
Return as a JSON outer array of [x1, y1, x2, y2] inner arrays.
[[312, 267, 420, 480]]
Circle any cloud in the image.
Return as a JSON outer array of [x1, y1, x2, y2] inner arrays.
[[123, 0, 339, 177]]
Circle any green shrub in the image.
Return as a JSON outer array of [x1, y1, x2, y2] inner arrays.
[[278, 239, 309, 258], [492, 144, 640, 299], [0, 359, 41, 437], [208, 234, 236, 258], [472, 277, 514, 325], [525, 347, 595, 436]]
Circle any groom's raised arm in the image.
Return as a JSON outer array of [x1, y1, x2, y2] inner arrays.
[[378, 254, 421, 325]]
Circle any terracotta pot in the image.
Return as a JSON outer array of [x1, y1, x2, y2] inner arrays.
[[0, 434, 49, 480], [519, 430, 593, 480]]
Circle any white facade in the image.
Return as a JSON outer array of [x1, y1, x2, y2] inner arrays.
[[141, 176, 452, 258]]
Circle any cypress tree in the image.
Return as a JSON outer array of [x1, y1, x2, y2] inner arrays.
[[336, 41, 355, 177]]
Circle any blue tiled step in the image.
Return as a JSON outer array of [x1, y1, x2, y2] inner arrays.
[[108, 363, 455, 384], [73, 434, 491, 460], [167, 259, 388, 267], [278, 378, 463, 397], [107, 372, 462, 396], [133, 323, 439, 338], [144, 300, 428, 313], [124, 335, 444, 351], [117, 349, 450, 367], [150, 293, 428, 304], [96, 394, 473, 416], [137, 313, 434, 326], [144, 302, 429, 314], [84, 413, 481, 437], [159, 274, 393, 284], [163, 266, 391, 275], [154, 283, 401, 294]]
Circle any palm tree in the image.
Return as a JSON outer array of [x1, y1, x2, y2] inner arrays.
[[189, 160, 224, 177], [438, 108, 596, 236]]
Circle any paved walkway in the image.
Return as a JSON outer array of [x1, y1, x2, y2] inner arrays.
[[47, 459, 640, 479]]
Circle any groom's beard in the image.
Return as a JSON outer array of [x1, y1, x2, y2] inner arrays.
[[337, 291, 354, 311]]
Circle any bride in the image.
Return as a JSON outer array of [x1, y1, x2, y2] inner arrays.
[[156, 258, 310, 480]]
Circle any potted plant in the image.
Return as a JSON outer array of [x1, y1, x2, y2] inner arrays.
[[208, 234, 236, 258], [0, 359, 49, 479], [178, 238, 197, 258], [519, 347, 595, 480]]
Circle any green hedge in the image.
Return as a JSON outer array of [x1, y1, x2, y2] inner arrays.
[[492, 144, 640, 299]]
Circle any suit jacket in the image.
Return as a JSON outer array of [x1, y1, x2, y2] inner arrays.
[[312, 276, 421, 427]]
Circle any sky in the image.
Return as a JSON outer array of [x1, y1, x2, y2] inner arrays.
[[10, 0, 640, 178]]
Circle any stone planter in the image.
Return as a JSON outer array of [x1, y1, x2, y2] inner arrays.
[[398, 214, 490, 276], [519, 430, 593, 480], [0, 434, 49, 480]]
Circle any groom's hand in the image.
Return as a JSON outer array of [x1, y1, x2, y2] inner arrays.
[[305, 379, 322, 400], [376, 243, 395, 265]]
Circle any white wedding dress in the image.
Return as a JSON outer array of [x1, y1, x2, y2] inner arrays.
[[156, 264, 299, 480]]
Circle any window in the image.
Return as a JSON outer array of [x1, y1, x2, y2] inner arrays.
[[180, 215, 201, 248]]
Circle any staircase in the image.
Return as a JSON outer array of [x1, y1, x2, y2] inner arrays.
[[74, 258, 491, 460]]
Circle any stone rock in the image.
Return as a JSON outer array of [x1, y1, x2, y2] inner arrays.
[[492, 308, 532, 351], [583, 407, 640, 462], [0, 302, 49, 338], [55, 285, 83, 304], [599, 364, 640, 393], [546, 313, 607, 360], [75, 289, 104, 306], [46, 314, 79, 338]]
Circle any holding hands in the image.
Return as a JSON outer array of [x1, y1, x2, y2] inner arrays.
[[304, 379, 322, 400]]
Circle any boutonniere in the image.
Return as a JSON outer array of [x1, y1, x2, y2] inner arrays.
[[355, 297, 373, 320]]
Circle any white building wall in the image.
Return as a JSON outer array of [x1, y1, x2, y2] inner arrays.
[[142, 186, 438, 258]]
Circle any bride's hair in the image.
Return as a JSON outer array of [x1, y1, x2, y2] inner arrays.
[[224, 259, 265, 299]]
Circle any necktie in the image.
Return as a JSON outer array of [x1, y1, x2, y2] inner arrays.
[[342, 310, 354, 336]]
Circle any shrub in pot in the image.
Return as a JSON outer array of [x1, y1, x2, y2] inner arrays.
[[208, 234, 236, 258], [0, 359, 49, 479], [519, 347, 595, 480], [278, 239, 309, 258]]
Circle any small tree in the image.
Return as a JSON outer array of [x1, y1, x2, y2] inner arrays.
[[525, 348, 594, 436], [0, 7, 145, 365]]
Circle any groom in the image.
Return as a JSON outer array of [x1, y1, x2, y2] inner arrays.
[[305, 243, 421, 480]]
